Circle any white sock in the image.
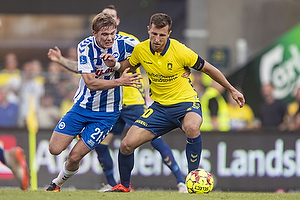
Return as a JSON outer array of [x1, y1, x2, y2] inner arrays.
[[52, 161, 78, 187]]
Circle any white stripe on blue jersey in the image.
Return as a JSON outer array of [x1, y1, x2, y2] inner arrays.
[[73, 34, 139, 112]]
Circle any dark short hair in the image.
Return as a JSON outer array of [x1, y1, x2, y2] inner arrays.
[[92, 12, 117, 33], [104, 5, 118, 18], [149, 13, 172, 31], [105, 4, 116, 10]]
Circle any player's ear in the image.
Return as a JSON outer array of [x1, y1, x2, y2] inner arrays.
[[116, 18, 120, 26], [92, 30, 97, 37]]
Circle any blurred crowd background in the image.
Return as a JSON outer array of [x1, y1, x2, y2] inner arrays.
[[0, 0, 300, 131]]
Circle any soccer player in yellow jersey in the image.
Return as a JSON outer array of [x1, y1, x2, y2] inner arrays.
[[104, 13, 245, 192], [48, 6, 188, 193]]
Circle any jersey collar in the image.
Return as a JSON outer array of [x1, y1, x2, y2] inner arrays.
[[150, 38, 170, 56]]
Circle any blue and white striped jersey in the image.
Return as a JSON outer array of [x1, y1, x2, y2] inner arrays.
[[73, 34, 139, 112]]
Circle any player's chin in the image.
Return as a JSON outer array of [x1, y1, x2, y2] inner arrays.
[[152, 44, 161, 51]]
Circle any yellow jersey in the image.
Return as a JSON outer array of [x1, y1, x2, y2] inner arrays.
[[117, 30, 145, 106], [0, 69, 21, 86], [228, 103, 255, 130], [200, 87, 230, 131], [129, 38, 200, 105]]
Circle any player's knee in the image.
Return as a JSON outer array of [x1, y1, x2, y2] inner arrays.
[[48, 145, 62, 156], [120, 140, 134, 154], [184, 123, 200, 135], [67, 154, 81, 166], [48, 141, 68, 155]]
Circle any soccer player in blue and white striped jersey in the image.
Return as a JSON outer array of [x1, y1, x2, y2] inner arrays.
[[48, 6, 188, 193], [45, 12, 141, 192], [73, 33, 137, 112]]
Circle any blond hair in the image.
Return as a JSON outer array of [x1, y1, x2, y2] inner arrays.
[[92, 12, 117, 33]]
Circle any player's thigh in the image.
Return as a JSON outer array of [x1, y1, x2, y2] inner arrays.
[[49, 131, 74, 155], [101, 132, 114, 145], [120, 125, 155, 154]]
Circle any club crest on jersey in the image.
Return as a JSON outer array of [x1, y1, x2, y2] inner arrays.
[[113, 52, 120, 59], [80, 55, 87, 64], [192, 102, 201, 109], [58, 121, 66, 129], [167, 63, 173, 70]]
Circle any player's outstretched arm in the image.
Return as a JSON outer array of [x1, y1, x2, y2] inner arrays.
[[200, 61, 245, 108], [82, 68, 142, 91], [100, 53, 138, 73], [117, 68, 143, 88], [119, 59, 139, 73], [48, 46, 78, 73]]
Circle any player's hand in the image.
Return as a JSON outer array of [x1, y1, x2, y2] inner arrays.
[[100, 53, 116, 67], [48, 46, 62, 62], [231, 89, 245, 108], [182, 67, 191, 78], [118, 68, 143, 89]]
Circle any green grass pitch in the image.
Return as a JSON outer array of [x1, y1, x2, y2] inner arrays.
[[1, 189, 300, 200]]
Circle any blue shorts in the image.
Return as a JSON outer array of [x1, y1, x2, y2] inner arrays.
[[133, 101, 202, 137], [110, 104, 146, 135], [54, 104, 120, 149]]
